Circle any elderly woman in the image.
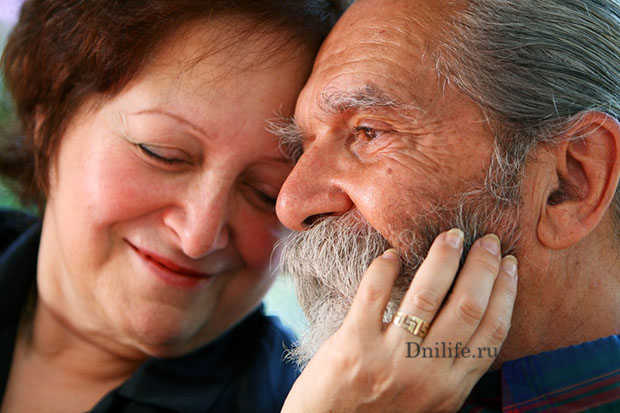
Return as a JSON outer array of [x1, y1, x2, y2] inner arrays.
[[0, 0, 517, 412]]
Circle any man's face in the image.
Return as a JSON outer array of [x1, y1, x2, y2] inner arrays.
[[275, 0, 524, 365], [277, 1, 496, 238]]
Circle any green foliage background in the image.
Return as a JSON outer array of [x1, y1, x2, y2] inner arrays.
[[0, 23, 20, 210]]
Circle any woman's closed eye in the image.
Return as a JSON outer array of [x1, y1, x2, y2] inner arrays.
[[245, 181, 279, 210], [138, 143, 191, 166], [255, 191, 278, 207]]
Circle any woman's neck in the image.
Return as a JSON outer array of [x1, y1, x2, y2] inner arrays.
[[19, 297, 146, 384], [1, 299, 146, 413]]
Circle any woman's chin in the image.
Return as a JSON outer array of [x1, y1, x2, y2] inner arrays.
[[118, 307, 214, 358]]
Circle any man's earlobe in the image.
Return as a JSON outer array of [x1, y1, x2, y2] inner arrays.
[[537, 112, 620, 249]]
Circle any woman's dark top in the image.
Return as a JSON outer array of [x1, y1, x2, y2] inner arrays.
[[0, 209, 299, 412]]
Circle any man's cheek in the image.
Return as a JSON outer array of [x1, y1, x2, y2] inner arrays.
[[378, 142, 471, 192]]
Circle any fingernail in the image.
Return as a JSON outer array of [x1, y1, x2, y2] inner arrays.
[[445, 228, 464, 249], [382, 249, 399, 260], [502, 255, 518, 278], [480, 234, 500, 256]]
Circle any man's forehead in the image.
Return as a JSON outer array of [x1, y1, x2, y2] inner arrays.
[[315, 0, 462, 57], [296, 0, 456, 118]]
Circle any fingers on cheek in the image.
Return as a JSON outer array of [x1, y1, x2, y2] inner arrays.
[[484, 257, 518, 346], [394, 230, 464, 326], [454, 293, 488, 328], [356, 274, 392, 307], [465, 236, 503, 282], [408, 287, 444, 316], [450, 235, 504, 325], [349, 250, 401, 322], [486, 313, 512, 348], [428, 229, 465, 265], [455, 256, 518, 377]]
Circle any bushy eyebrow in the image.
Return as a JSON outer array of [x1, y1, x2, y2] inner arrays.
[[266, 84, 425, 164], [266, 115, 304, 165], [321, 84, 424, 116]]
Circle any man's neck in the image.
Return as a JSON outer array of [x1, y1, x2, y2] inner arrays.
[[496, 224, 620, 367]]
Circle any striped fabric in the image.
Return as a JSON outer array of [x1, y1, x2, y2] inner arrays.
[[461, 335, 620, 412]]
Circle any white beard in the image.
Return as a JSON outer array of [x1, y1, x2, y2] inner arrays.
[[279, 191, 521, 368]]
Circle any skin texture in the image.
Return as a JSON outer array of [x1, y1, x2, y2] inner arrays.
[[3, 19, 310, 412], [276, 0, 620, 370], [277, 1, 494, 236]]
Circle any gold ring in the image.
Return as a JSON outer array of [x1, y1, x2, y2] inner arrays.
[[392, 312, 430, 338]]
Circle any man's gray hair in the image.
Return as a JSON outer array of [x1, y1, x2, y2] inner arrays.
[[437, 0, 620, 234]]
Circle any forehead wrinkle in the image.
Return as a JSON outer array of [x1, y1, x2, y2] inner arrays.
[[314, 37, 438, 111]]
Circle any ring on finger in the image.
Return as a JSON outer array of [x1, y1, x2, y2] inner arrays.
[[391, 312, 430, 339]]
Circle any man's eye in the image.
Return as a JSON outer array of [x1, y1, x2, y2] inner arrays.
[[355, 126, 380, 140], [138, 144, 183, 165]]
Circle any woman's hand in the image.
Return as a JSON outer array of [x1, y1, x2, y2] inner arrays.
[[282, 229, 518, 412]]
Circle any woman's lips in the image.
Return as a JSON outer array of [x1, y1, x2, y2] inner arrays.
[[127, 241, 212, 287]]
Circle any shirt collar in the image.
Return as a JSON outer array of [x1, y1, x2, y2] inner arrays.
[[464, 334, 620, 412]]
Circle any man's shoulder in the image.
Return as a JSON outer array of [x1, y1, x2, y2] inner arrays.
[[0, 208, 38, 253], [464, 335, 620, 412]]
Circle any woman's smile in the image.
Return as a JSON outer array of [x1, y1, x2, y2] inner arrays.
[[127, 240, 215, 289]]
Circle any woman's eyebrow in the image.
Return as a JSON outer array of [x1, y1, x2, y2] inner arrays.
[[132, 109, 209, 138]]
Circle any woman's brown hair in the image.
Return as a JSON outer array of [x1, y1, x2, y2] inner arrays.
[[0, 0, 348, 208]]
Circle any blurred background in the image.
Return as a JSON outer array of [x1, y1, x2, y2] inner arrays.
[[0, 0, 307, 335]]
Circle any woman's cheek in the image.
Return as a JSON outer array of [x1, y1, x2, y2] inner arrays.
[[85, 151, 172, 223], [234, 208, 282, 271]]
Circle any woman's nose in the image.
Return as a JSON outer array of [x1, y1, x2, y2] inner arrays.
[[163, 180, 232, 259]]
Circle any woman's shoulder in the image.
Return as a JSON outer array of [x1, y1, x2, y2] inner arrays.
[[229, 306, 299, 379], [210, 307, 300, 412], [0, 209, 39, 254], [101, 306, 300, 413]]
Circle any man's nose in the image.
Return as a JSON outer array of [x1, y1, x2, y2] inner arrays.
[[276, 144, 353, 231], [163, 179, 231, 259]]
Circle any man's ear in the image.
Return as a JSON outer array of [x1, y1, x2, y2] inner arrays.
[[537, 112, 620, 249]]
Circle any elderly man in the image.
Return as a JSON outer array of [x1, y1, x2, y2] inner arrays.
[[275, 0, 620, 411]]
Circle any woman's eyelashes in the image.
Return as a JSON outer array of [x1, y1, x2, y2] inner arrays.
[[138, 143, 190, 166], [135, 139, 281, 209], [255, 189, 278, 207], [244, 182, 279, 209]]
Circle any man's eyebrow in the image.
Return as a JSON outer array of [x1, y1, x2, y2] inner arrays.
[[266, 114, 303, 165], [321, 84, 423, 116], [265, 85, 424, 165]]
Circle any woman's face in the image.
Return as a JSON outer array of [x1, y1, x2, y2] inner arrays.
[[38, 21, 311, 357]]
